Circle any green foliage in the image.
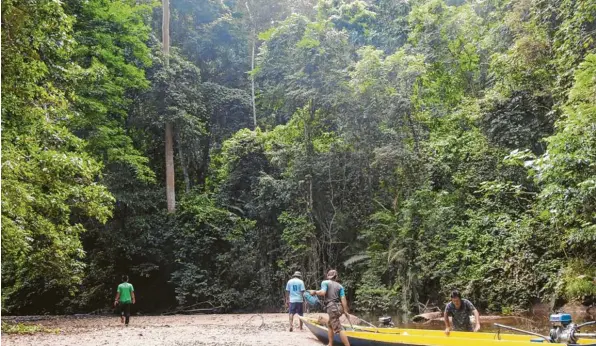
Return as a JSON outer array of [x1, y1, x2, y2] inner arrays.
[[202, 82, 252, 143], [560, 260, 596, 301], [408, 0, 483, 112], [323, 0, 376, 45], [168, 0, 249, 88], [528, 54, 596, 288], [65, 0, 156, 183], [532, 55, 596, 244], [256, 13, 353, 122], [535, 0, 596, 98], [1, 0, 114, 313], [368, 0, 411, 52], [279, 212, 316, 252], [3, 0, 595, 316], [170, 193, 257, 309], [481, 91, 553, 153], [354, 273, 400, 313], [1, 322, 60, 335]]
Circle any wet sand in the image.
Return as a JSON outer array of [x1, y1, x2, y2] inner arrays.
[[2, 313, 326, 346], [4, 309, 593, 345]]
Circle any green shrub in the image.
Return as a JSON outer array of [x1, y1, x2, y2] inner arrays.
[[1, 322, 59, 335]]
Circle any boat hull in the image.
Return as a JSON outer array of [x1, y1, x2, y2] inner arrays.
[[348, 323, 596, 345], [303, 318, 421, 346], [300, 317, 596, 346]]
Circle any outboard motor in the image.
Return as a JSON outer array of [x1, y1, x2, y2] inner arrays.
[[496, 314, 595, 345], [549, 313, 579, 344], [378, 316, 394, 327]]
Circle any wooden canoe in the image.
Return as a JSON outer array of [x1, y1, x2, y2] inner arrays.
[[299, 317, 596, 346], [347, 324, 596, 345]]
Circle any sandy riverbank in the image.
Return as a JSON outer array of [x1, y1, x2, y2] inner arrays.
[[2, 313, 327, 346]]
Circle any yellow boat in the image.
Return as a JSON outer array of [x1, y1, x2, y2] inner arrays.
[[347, 324, 595, 344], [300, 317, 596, 346]]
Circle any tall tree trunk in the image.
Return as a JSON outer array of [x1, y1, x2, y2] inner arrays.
[[197, 126, 212, 188], [176, 132, 191, 193], [245, 1, 257, 130], [250, 37, 257, 129], [406, 110, 420, 154], [163, 0, 175, 213], [162, 0, 170, 57], [165, 123, 175, 212]]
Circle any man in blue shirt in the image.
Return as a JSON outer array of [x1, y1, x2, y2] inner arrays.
[[309, 270, 351, 346], [285, 271, 305, 332]]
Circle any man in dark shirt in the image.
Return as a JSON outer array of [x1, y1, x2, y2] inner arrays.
[[309, 270, 351, 346], [444, 290, 480, 335]]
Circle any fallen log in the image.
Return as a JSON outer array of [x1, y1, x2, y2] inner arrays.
[[178, 307, 223, 314], [421, 315, 528, 323], [412, 312, 442, 322], [161, 301, 222, 315]]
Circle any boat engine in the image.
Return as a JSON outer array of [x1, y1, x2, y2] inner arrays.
[[496, 314, 595, 345], [549, 313, 579, 344], [378, 316, 395, 327]]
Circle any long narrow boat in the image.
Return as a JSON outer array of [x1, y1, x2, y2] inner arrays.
[[346, 324, 595, 345], [299, 317, 596, 346]]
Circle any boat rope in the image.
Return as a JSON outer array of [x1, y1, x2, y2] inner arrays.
[[343, 311, 355, 331], [242, 314, 265, 329], [493, 323, 550, 342], [357, 317, 381, 333]]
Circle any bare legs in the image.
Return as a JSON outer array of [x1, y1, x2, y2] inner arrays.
[[327, 323, 334, 346], [326, 324, 351, 346], [289, 312, 303, 331], [339, 331, 350, 346]]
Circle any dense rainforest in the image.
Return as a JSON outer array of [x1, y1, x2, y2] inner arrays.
[[2, 0, 595, 316]]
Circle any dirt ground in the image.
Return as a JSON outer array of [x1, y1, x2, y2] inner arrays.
[[1, 313, 328, 346]]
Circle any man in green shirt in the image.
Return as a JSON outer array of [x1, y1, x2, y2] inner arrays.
[[114, 275, 135, 326]]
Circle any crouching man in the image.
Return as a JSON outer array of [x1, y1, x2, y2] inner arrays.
[[444, 290, 480, 335]]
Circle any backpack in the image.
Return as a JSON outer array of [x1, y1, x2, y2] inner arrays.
[[304, 291, 321, 307]]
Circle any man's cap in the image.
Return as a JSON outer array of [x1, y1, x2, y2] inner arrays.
[[292, 271, 302, 278], [327, 269, 338, 280]]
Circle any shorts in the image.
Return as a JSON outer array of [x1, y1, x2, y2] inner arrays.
[[326, 306, 343, 334], [119, 301, 131, 313], [289, 302, 303, 316]]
